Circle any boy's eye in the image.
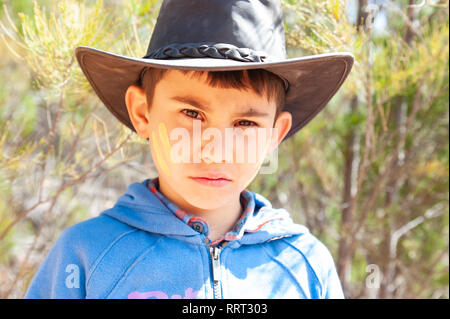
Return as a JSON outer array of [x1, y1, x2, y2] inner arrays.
[[235, 120, 258, 127], [181, 109, 202, 120], [181, 109, 258, 127]]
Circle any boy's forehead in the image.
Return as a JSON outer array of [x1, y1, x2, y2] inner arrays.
[[152, 69, 278, 119], [158, 70, 272, 106], [156, 70, 218, 95], [159, 69, 259, 96]]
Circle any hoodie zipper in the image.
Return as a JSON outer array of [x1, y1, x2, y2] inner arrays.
[[209, 246, 222, 299]]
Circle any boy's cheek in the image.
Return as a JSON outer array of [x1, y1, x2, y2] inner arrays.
[[147, 122, 178, 177]]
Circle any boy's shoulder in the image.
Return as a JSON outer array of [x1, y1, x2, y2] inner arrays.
[[59, 214, 136, 247], [49, 214, 143, 270], [275, 230, 339, 287]]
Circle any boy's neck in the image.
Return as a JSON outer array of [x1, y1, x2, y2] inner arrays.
[[157, 177, 244, 242]]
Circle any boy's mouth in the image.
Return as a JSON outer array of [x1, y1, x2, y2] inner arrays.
[[189, 173, 232, 181], [188, 174, 232, 187]]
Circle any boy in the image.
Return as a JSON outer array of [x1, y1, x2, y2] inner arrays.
[[25, 0, 353, 298]]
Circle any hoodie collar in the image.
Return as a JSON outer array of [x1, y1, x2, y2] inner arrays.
[[147, 176, 255, 247], [101, 178, 308, 246]]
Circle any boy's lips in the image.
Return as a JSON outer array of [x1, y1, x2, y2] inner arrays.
[[189, 173, 232, 181], [188, 173, 233, 188]]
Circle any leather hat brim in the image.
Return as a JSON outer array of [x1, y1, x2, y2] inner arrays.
[[75, 46, 354, 142]]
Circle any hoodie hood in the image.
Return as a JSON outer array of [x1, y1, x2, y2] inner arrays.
[[102, 178, 309, 246]]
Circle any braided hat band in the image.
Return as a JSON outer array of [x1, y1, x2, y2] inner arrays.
[[143, 42, 290, 92]]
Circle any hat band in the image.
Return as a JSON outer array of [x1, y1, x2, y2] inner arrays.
[[143, 42, 271, 63]]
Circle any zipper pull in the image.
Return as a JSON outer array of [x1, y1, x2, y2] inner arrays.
[[210, 246, 221, 281], [209, 246, 222, 298]]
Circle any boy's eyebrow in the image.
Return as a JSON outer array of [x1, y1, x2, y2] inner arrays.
[[170, 95, 271, 118]]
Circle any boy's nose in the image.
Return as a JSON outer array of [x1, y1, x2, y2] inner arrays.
[[199, 126, 233, 164]]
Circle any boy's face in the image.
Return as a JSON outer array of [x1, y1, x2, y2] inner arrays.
[[125, 69, 292, 210]]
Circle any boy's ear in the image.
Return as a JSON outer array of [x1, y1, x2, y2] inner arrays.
[[268, 111, 292, 154], [125, 85, 150, 139]]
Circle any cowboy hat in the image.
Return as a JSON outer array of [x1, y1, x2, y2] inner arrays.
[[75, 0, 354, 142]]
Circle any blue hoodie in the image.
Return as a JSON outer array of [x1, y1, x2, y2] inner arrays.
[[25, 178, 344, 299]]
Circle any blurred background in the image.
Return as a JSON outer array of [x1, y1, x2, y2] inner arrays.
[[0, 0, 448, 299]]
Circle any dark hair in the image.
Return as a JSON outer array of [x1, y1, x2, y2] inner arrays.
[[136, 67, 287, 126]]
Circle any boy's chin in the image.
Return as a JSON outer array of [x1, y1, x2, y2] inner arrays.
[[182, 193, 236, 210]]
